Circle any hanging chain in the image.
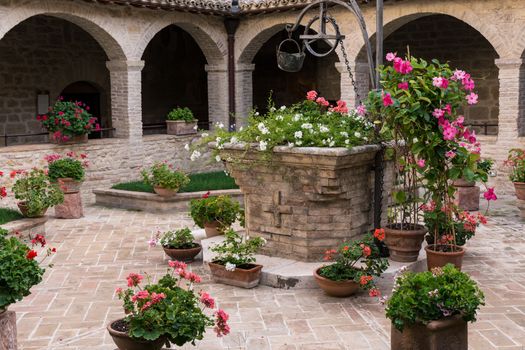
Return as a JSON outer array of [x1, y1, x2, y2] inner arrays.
[[332, 19, 361, 104]]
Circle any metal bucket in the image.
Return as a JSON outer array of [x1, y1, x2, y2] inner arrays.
[[276, 39, 305, 72]]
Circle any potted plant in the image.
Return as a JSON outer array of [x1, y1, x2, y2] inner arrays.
[[368, 54, 489, 269], [453, 158, 493, 211], [187, 92, 380, 261], [109, 263, 229, 350], [422, 202, 486, 270], [208, 229, 266, 288], [37, 98, 99, 144], [12, 168, 64, 217], [386, 264, 484, 349], [190, 193, 244, 237], [153, 228, 202, 262], [505, 149, 525, 200], [166, 107, 197, 136], [141, 162, 190, 197], [46, 152, 88, 193], [314, 230, 389, 297], [0, 229, 55, 348]]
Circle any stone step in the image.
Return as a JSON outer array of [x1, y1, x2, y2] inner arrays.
[[198, 233, 427, 290]]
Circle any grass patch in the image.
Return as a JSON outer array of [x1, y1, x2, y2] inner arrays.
[[0, 208, 24, 225], [112, 171, 239, 194]]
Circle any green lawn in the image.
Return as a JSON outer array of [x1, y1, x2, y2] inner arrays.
[[0, 208, 23, 225], [112, 171, 239, 194]]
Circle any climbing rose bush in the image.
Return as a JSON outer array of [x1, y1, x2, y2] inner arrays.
[[187, 92, 375, 161]]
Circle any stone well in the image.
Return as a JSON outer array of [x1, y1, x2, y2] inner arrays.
[[218, 143, 391, 262]]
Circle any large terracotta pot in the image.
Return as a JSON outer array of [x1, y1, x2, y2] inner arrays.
[[49, 133, 88, 145], [0, 308, 17, 350], [166, 120, 197, 136], [384, 224, 427, 262], [204, 221, 222, 237], [153, 186, 179, 197], [107, 319, 167, 350], [162, 243, 202, 262], [391, 315, 468, 350], [514, 182, 525, 200], [313, 267, 359, 297], [56, 178, 82, 194], [17, 201, 48, 218], [425, 244, 465, 271], [208, 262, 262, 288], [452, 178, 475, 187]]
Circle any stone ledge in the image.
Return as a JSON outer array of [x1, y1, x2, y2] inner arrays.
[[93, 188, 243, 212], [1, 216, 47, 236], [201, 234, 426, 290]]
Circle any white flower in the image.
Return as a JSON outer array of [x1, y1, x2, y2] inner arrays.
[[301, 123, 313, 130], [295, 140, 302, 146], [201, 132, 209, 138], [413, 138, 419, 143], [190, 150, 201, 161], [258, 122, 270, 135], [184, 144, 190, 151], [269, 107, 276, 112], [230, 136, 238, 144], [239, 126, 244, 131], [276, 115, 284, 121], [354, 132, 361, 138], [224, 170, 229, 176], [225, 262, 236, 271], [293, 114, 302, 121], [345, 139, 350, 145], [259, 140, 268, 151], [261, 238, 267, 245], [254, 112, 260, 116], [319, 125, 329, 133], [216, 137, 222, 143], [215, 155, 221, 162], [216, 122, 225, 129], [280, 105, 286, 110], [287, 142, 294, 147], [294, 131, 303, 139], [328, 138, 335, 147], [340, 131, 348, 137], [193, 125, 198, 130], [326, 111, 332, 116]]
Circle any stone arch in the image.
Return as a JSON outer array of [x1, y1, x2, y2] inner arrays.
[[135, 16, 227, 66], [0, 1, 127, 60]]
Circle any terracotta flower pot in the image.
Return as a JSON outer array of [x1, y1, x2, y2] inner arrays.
[[162, 243, 202, 262], [153, 186, 179, 197], [425, 244, 465, 271], [313, 267, 359, 297], [107, 319, 167, 350], [514, 182, 525, 200], [49, 133, 88, 145], [208, 262, 262, 288], [166, 120, 197, 136], [452, 178, 476, 187], [17, 201, 48, 218], [57, 178, 82, 194], [391, 315, 467, 350], [204, 221, 222, 237], [384, 224, 427, 262]]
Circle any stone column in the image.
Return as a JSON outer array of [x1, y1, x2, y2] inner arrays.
[[495, 58, 523, 143], [336, 60, 370, 107], [235, 63, 255, 128], [105, 60, 145, 141], [205, 64, 229, 130]]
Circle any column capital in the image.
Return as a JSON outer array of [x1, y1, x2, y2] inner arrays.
[[236, 63, 255, 72], [495, 58, 523, 69], [106, 60, 145, 72], [205, 64, 228, 73]]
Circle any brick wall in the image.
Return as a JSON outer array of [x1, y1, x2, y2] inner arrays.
[[0, 16, 111, 144]]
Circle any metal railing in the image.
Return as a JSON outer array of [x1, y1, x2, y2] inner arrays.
[[2, 128, 116, 147]]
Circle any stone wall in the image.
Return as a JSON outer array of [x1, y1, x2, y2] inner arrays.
[[0, 15, 110, 144]]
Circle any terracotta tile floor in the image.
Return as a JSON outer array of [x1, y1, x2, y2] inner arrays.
[[12, 196, 525, 349]]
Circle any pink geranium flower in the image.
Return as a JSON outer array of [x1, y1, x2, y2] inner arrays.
[[432, 108, 445, 119], [306, 90, 317, 101], [398, 82, 409, 90], [356, 104, 367, 116], [382, 92, 394, 107], [483, 187, 497, 201], [386, 52, 397, 62], [417, 159, 426, 168]]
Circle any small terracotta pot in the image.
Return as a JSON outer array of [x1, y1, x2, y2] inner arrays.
[[57, 178, 82, 194], [208, 262, 262, 288], [49, 133, 88, 144], [452, 178, 476, 187], [204, 221, 222, 237], [17, 201, 48, 218], [107, 319, 167, 350], [391, 315, 468, 350], [425, 244, 465, 271], [162, 243, 202, 262], [514, 182, 525, 200], [384, 224, 427, 262], [153, 186, 179, 197], [166, 120, 198, 136], [313, 267, 359, 297]]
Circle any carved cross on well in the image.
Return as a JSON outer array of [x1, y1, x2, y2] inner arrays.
[[262, 191, 292, 227]]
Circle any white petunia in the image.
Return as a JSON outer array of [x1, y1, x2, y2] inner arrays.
[[225, 262, 236, 271], [258, 122, 270, 135], [259, 140, 268, 151], [190, 150, 201, 161], [293, 114, 302, 121], [184, 144, 190, 151], [276, 115, 284, 121], [269, 107, 276, 112], [354, 132, 361, 138], [201, 132, 209, 138], [345, 139, 350, 145], [280, 105, 286, 110], [295, 140, 302, 146], [254, 112, 260, 116], [287, 142, 295, 147], [230, 136, 238, 144], [319, 125, 329, 133], [217, 122, 225, 129], [301, 123, 313, 130], [294, 131, 303, 139], [215, 155, 221, 162], [340, 131, 348, 137]]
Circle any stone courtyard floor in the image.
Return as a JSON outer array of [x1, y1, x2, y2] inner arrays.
[[11, 195, 525, 349]]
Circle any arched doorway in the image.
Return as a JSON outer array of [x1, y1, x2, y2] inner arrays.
[[252, 27, 341, 113], [141, 25, 209, 134], [0, 15, 111, 145], [61, 81, 109, 139]]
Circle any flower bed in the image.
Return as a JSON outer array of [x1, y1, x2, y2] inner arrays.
[[0, 208, 23, 225]]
